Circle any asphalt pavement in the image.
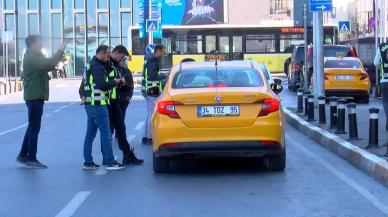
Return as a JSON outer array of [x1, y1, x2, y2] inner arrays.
[[0, 78, 387, 217]]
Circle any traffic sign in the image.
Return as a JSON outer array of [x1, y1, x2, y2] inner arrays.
[[310, 0, 333, 12], [338, 21, 351, 34], [146, 19, 159, 32]]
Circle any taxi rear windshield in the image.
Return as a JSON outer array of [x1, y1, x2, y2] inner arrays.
[[172, 67, 264, 89], [325, 60, 361, 69]]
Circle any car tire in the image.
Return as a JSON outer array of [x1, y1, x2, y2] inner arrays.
[[288, 76, 296, 91], [266, 150, 286, 171], [153, 154, 170, 173], [358, 95, 370, 104]]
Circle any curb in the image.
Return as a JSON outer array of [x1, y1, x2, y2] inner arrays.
[[284, 108, 388, 188]]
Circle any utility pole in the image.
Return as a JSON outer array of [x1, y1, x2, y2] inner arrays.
[[313, 12, 325, 99], [148, 0, 153, 44], [304, 4, 309, 91], [374, 0, 380, 97]]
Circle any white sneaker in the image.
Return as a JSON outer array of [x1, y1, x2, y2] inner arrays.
[[104, 161, 126, 171]]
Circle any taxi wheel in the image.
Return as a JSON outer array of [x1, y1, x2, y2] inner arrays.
[[153, 154, 170, 173], [266, 150, 286, 171], [357, 95, 370, 104]]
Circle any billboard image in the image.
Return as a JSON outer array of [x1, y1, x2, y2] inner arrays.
[[162, 0, 224, 25]]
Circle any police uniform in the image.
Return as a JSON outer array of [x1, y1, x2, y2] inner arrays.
[[375, 43, 388, 133]]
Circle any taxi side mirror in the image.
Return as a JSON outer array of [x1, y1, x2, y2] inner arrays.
[[270, 83, 283, 94]]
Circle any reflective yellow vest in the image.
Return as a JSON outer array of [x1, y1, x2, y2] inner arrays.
[[83, 64, 109, 106]]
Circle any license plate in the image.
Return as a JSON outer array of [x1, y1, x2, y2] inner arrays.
[[197, 105, 240, 117], [335, 75, 353, 80]]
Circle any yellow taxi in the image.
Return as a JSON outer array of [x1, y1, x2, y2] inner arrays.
[[151, 61, 285, 173], [324, 57, 371, 103]]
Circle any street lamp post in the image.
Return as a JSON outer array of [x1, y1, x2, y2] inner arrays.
[[304, 4, 309, 91]]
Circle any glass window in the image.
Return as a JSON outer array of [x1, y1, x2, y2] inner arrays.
[[40, 1, 50, 37], [132, 32, 146, 55], [121, 0, 131, 8], [245, 35, 276, 53], [219, 36, 229, 53], [98, 0, 108, 8], [232, 36, 242, 52], [175, 35, 203, 54], [325, 60, 361, 69], [5, 14, 15, 31], [5, 0, 15, 9], [51, 0, 62, 9], [28, 0, 39, 10], [110, 0, 120, 37], [206, 35, 216, 53], [52, 14, 62, 38], [111, 38, 121, 47], [28, 14, 39, 35], [63, 0, 73, 31], [98, 37, 109, 46], [87, 0, 97, 33], [17, 1, 27, 38], [172, 67, 263, 89], [75, 0, 85, 9], [98, 13, 109, 38], [121, 12, 131, 37]]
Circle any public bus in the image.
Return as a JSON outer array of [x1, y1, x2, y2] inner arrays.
[[127, 24, 337, 74]]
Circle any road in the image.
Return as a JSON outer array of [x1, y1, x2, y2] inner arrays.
[[0, 78, 387, 217]]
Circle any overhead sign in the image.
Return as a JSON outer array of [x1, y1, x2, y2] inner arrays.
[[146, 19, 159, 32], [162, 0, 224, 25], [338, 21, 351, 34], [139, 0, 162, 39], [309, 0, 333, 12]]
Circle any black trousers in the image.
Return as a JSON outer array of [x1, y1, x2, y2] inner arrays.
[[108, 100, 131, 155], [119, 101, 129, 121], [19, 99, 45, 161], [381, 82, 388, 131]]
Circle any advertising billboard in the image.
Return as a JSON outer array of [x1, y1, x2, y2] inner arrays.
[[162, 0, 224, 25]]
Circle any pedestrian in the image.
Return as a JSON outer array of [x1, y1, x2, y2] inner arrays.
[[374, 42, 388, 145], [141, 44, 166, 144], [16, 35, 66, 168], [107, 45, 143, 165], [117, 54, 134, 122], [79, 45, 125, 171]]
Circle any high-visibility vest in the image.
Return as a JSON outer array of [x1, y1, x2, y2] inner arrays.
[[83, 64, 109, 106], [107, 66, 118, 100], [379, 43, 388, 83], [142, 60, 163, 95]]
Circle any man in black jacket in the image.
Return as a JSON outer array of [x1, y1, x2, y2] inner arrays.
[[108, 45, 143, 165], [80, 45, 125, 171], [117, 55, 134, 121]]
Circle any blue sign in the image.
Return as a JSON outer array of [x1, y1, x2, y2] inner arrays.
[[146, 19, 159, 32], [310, 0, 333, 12], [139, 0, 162, 39], [338, 21, 351, 34]]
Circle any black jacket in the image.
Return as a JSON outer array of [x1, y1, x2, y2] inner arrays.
[[79, 56, 116, 98], [144, 56, 165, 81], [110, 60, 134, 103]]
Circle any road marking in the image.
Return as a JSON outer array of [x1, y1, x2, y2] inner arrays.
[[69, 102, 76, 105], [135, 121, 144, 131], [0, 123, 28, 136], [55, 84, 68, 88], [288, 135, 388, 215], [127, 134, 136, 143], [54, 105, 69, 113], [55, 191, 91, 217]]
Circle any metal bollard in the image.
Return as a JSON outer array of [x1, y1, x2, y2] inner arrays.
[[304, 90, 311, 116], [329, 97, 338, 130], [335, 99, 347, 134], [347, 103, 359, 140], [307, 94, 315, 122], [296, 88, 304, 113], [318, 96, 326, 125], [367, 107, 380, 148]]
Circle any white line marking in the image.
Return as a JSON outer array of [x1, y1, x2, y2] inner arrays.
[[69, 102, 75, 105], [54, 105, 69, 113], [55, 191, 91, 217], [95, 168, 108, 175], [0, 123, 28, 136], [127, 135, 136, 143], [287, 135, 388, 215], [135, 121, 144, 131]]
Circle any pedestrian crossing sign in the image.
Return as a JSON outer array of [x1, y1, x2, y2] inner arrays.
[[338, 21, 351, 34], [146, 19, 159, 33]]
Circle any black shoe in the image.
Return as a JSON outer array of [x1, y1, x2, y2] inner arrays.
[[142, 137, 147, 145], [83, 162, 100, 170], [25, 160, 48, 169], [16, 155, 29, 166], [147, 138, 153, 144], [123, 149, 144, 165], [103, 161, 126, 171]]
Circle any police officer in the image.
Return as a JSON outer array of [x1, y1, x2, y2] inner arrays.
[[142, 44, 166, 144], [374, 42, 388, 144], [79, 45, 125, 171], [117, 55, 134, 121], [107, 45, 143, 165]]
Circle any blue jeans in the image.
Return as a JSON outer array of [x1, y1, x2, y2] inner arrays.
[[83, 105, 115, 165], [19, 99, 44, 161]]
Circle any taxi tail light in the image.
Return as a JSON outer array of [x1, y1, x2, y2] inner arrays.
[[258, 98, 279, 117], [324, 74, 328, 80], [360, 73, 368, 80], [157, 101, 183, 119]]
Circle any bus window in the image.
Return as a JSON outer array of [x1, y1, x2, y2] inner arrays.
[[280, 34, 304, 52], [174, 35, 203, 54], [219, 36, 229, 53], [206, 35, 216, 53], [245, 34, 276, 53], [232, 36, 243, 60]]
